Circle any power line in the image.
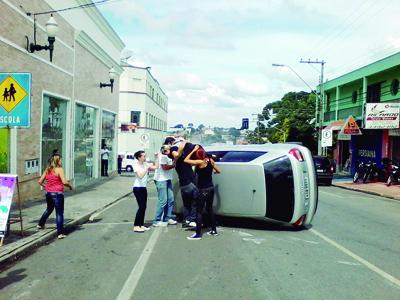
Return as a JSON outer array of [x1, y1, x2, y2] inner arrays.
[[26, 0, 122, 16]]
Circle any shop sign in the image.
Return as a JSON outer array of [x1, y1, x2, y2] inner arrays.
[[339, 115, 362, 135], [365, 103, 400, 129], [0, 73, 31, 128], [321, 128, 333, 147], [0, 175, 17, 237], [338, 132, 351, 140]]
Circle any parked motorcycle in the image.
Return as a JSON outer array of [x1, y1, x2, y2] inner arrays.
[[362, 161, 382, 183], [386, 163, 400, 186], [353, 161, 367, 183]]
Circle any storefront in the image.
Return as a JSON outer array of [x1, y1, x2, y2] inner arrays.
[[389, 129, 400, 162], [74, 103, 98, 186], [351, 130, 383, 174]]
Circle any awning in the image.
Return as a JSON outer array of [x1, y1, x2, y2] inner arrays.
[[326, 119, 346, 131]]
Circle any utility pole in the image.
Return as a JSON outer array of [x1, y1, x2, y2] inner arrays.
[[300, 59, 326, 155], [251, 113, 260, 144]]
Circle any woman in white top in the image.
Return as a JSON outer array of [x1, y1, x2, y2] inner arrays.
[[133, 150, 158, 233]]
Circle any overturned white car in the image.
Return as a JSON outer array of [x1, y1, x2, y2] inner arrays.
[[173, 144, 318, 227]]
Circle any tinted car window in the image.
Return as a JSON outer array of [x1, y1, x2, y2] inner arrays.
[[313, 156, 330, 166], [207, 151, 266, 162]]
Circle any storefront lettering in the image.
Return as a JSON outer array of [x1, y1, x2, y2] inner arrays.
[[358, 149, 375, 158]]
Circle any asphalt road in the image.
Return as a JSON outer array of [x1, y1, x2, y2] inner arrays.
[[1, 185, 399, 300]]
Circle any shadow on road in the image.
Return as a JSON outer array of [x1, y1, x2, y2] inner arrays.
[[216, 216, 307, 232], [0, 268, 27, 289]]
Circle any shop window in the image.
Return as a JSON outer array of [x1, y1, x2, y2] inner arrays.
[[390, 79, 399, 96], [367, 83, 381, 103], [102, 111, 116, 171], [41, 96, 67, 173]]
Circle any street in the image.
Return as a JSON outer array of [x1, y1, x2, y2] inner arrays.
[[1, 185, 399, 300]]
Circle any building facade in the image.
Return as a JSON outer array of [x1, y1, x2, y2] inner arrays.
[[0, 0, 125, 200], [118, 65, 168, 157], [319, 52, 400, 173]]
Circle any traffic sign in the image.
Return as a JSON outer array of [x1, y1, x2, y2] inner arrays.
[[0, 73, 31, 128], [340, 115, 362, 135], [321, 128, 332, 147]]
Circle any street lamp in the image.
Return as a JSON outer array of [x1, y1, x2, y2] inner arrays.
[[100, 67, 117, 93], [272, 64, 316, 95], [264, 122, 286, 143], [26, 14, 59, 62]]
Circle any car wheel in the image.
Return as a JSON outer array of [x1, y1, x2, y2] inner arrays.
[[386, 175, 392, 187], [353, 172, 359, 183], [126, 165, 133, 172]]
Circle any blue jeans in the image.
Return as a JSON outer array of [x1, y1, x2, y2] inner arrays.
[[38, 192, 64, 235], [154, 180, 175, 223]]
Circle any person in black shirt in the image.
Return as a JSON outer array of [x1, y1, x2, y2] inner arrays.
[[184, 145, 221, 240], [164, 137, 198, 227]]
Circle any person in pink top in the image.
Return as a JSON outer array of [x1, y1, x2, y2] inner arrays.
[[37, 154, 73, 239]]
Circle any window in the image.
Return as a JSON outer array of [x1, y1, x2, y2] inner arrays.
[[130, 111, 141, 125], [207, 151, 267, 162], [391, 79, 399, 96]]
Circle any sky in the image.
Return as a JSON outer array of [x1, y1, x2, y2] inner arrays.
[[99, 0, 400, 129]]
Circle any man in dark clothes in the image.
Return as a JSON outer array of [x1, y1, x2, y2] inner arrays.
[[164, 137, 197, 227]]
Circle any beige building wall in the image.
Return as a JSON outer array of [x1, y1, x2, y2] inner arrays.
[[0, 0, 124, 200]]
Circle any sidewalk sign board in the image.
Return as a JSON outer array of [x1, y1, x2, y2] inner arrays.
[[340, 116, 362, 135], [0, 174, 23, 246], [0, 73, 31, 128], [321, 127, 333, 147]]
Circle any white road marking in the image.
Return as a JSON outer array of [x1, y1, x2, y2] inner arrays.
[[242, 237, 264, 245], [116, 227, 162, 300], [338, 260, 361, 266], [290, 237, 319, 244], [238, 231, 253, 237], [310, 229, 400, 288]]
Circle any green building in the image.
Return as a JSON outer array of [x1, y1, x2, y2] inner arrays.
[[318, 52, 400, 173]]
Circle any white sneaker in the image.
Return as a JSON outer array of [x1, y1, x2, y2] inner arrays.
[[188, 222, 196, 227], [153, 221, 167, 227], [167, 219, 177, 225], [141, 226, 151, 231]]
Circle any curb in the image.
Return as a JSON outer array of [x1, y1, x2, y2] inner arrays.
[[332, 183, 400, 201], [0, 192, 131, 267]]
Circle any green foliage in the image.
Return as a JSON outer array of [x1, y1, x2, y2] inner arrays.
[[251, 91, 317, 151]]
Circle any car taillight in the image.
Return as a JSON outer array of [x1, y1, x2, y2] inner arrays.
[[330, 166, 334, 173], [289, 148, 304, 162]]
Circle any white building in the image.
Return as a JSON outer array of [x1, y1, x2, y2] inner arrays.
[[118, 65, 168, 157]]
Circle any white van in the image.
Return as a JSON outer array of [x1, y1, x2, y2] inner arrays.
[[118, 152, 136, 172]]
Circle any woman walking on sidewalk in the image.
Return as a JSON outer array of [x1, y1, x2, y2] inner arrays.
[[132, 150, 158, 233], [184, 145, 221, 240], [37, 154, 73, 239]]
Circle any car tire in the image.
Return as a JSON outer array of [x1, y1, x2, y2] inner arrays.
[[126, 165, 133, 172], [386, 175, 392, 187], [353, 172, 359, 183]]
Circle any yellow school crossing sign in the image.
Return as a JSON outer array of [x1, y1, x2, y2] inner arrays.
[[0, 73, 31, 128]]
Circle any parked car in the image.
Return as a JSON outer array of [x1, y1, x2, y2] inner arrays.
[[173, 144, 318, 228], [313, 155, 334, 186]]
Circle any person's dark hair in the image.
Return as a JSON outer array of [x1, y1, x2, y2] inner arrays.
[[134, 150, 145, 160], [164, 137, 175, 145]]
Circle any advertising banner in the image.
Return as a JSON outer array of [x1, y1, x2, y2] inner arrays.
[[365, 103, 400, 129], [0, 73, 31, 128], [340, 115, 362, 135], [321, 128, 333, 147], [0, 174, 17, 237]]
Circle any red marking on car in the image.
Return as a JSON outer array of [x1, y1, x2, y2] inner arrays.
[[289, 148, 304, 162]]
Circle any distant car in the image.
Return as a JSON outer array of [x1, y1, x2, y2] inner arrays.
[[313, 156, 334, 186], [173, 144, 318, 228], [118, 152, 136, 172]]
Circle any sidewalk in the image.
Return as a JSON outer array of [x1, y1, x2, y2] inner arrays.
[[0, 175, 134, 266], [333, 179, 400, 201]]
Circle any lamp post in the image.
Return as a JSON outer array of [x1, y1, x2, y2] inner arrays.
[[26, 14, 59, 62], [251, 113, 260, 144], [272, 63, 323, 153], [262, 121, 286, 143], [100, 67, 117, 93]]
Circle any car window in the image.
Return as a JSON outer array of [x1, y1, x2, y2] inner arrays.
[[207, 151, 266, 162], [127, 155, 134, 159]]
